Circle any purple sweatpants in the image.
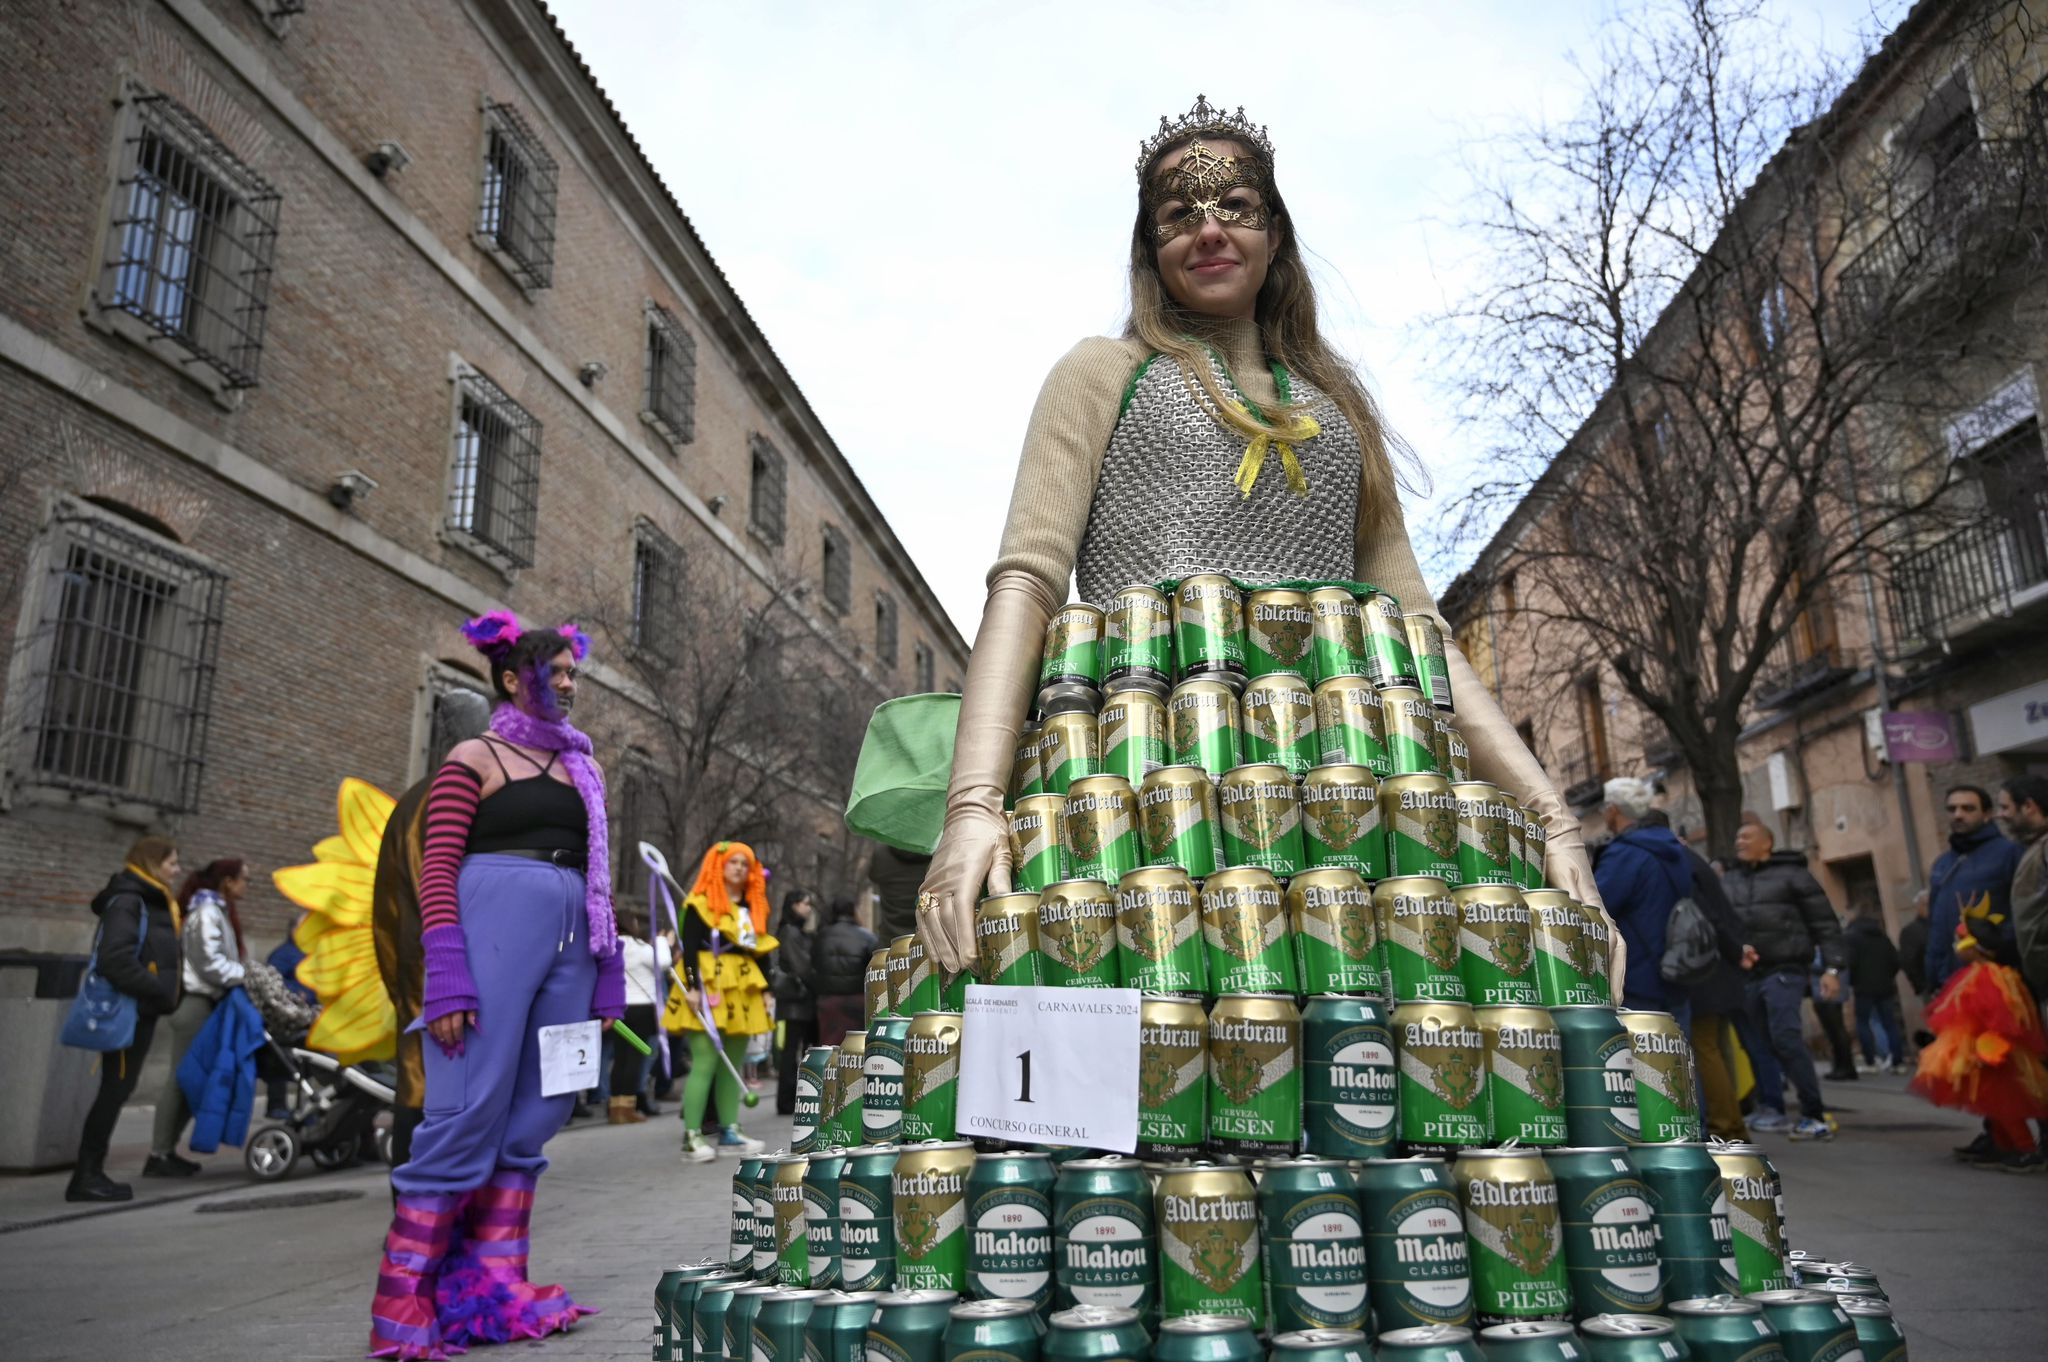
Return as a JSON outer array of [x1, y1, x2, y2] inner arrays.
[[394, 855, 597, 1196]]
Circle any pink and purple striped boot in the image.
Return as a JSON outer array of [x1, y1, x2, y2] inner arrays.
[[369, 1192, 468, 1360], [436, 1169, 596, 1345]]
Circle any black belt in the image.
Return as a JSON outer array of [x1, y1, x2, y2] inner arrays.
[[491, 847, 587, 870]]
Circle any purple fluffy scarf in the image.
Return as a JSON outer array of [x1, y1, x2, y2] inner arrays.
[[489, 703, 618, 957]]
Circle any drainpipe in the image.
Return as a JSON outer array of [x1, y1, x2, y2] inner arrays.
[[1844, 463, 1927, 888]]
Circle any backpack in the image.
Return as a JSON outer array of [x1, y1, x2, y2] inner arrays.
[[1660, 896, 1720, 986]]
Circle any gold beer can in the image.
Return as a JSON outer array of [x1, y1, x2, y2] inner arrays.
[[1063, 773, 1143, 885], [1452, 883, 1540, 1007], [887, 935, 918, 1016], [1450, 781, 1515, 888], [1117, 865, 1206, 996], [1039, 879, 1121, 987], [975, 892, 1044, 987], [864, 947, 892, 1026], [1010, 792, 1070, 894], [1444, 724, 1472, 783], [1381, 687, 1440, 775], [1011, 723, 1045, 806], [1403, 613, 1455, 713], [1430, 715, 1455, 778], [1245, 587, 1317, 679], [1041, 710, 1103, 796]]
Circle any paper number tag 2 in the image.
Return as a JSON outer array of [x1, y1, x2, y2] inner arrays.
[[538, 1019, 603, 1098], [957, 985, 1140, 1153]]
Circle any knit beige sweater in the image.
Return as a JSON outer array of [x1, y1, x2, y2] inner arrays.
[[986, 317, 1442, 623]]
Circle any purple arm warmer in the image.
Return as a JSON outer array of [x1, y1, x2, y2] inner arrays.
[[420, 924, 479, 1024], [592, 946, 626, 1020]]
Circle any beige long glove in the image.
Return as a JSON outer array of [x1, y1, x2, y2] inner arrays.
[[1444, 639, 1629, 997], [916, 569, 1054, 971]]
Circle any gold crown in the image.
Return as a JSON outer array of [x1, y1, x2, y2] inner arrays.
[[1137, 95, 1274, 180]]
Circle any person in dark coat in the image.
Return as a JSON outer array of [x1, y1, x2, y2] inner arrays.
[[771, 890, 819, 1115], [1642, 810, 1749, 1139], [1925, 785, 2023, 994], [869, 845, 931, 946], [1722, 817, 1846, 1141], [812, 897, 882, 1045], [68, 835, 184, 1203], [1591, 778, 1693, 1015], [1898, 890, 1931, 1000], [1842, 904, 1906, 1072]]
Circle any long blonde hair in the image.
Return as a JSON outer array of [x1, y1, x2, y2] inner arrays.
[[1128, 137, 1407, 531]]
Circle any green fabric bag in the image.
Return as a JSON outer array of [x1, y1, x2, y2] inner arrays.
[[844, 693, 960, 855]]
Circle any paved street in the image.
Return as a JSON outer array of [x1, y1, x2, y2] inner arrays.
[[1, 1074, 2039, 1361]]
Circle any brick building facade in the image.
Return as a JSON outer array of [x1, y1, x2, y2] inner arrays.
[[0, 0, 967, 954]]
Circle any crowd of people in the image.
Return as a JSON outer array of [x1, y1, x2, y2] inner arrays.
[[1594, 773, 2048, 1170]]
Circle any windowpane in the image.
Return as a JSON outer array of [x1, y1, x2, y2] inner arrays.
[[447, 370, 542, 566], [632, 525, 685, 661], [823, 525, 850, 613], [644, 305, 697, 445], [750, 436, 786, 546], [476, 101, 558, 291]]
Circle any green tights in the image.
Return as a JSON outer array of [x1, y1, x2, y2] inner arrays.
[[684, 1031, 752, 1131]]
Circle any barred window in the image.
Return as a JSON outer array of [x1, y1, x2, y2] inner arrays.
[[13, 501, 228, 811], [476, 100, 557, 292], [632, 523, 685, 662], [96, 91, 280, 391], [823, 524, 850, 614], [642, 304, 696, 447], [448, 368, 542, 567], [875, 591, 899, 667], [749, 435, 786, 546], [914, 641, 935, 693]]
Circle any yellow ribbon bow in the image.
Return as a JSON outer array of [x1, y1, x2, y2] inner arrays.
[[1231, 401, 1319, 499]]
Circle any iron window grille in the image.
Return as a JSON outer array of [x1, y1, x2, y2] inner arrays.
[[476, 100, 557, 292], [13, 501, 228, 812], [642, 304, 697, 447], [631, 523, 685, 663], [823, 524, 850, 614], [914, 641, 935, 693], [96, 91, 280, 390], [448, 368, 542, 567], [749, 435, 786, 546], [875, 591, 899, 666]]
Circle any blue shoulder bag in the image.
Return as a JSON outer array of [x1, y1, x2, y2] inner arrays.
[[60, 908, 149, 1052]]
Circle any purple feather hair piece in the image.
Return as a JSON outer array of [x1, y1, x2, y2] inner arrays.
[[461, 610, 524, 656], [557, 622, 591, 662]]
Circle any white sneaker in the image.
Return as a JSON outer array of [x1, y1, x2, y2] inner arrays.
[[716, 1126, 767, 1155], [682, 1133, 716, 1164]]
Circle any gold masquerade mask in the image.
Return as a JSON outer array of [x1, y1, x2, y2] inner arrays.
[[1149, 139, 1274, 241]]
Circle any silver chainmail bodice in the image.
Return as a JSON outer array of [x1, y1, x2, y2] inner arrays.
[[1074, 350, 1360, 606]]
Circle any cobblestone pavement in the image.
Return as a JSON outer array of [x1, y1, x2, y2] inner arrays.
[[1, 1074, 2040, 1361]]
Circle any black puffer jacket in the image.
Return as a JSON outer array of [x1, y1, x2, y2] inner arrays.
[[773, 921, 818, 1021], [813, 919, 882, 997], [90, 868, 182, 1017], [1841, 916, 1902, 1001], [1720, 850, 1846, 975]]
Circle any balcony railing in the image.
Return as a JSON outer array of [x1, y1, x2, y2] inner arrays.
[[1551, 741, 1608, 811], [1889, 489, 2048, 650], [1754, 636, 1857, 711]]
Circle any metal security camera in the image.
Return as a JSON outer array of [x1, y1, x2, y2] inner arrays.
[[328, 469, 379, 511], [364, 140, 413, 178], [579, 361, 609, 387], [707, 494, 729, 515]]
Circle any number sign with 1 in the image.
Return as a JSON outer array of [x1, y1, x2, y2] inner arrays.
[[957, 985, 1140, 1153]]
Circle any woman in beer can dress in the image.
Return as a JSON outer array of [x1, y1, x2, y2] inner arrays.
[[912, 96, 1616, 974]]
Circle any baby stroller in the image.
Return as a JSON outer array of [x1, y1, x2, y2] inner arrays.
[[241, 962, 398, 1181]]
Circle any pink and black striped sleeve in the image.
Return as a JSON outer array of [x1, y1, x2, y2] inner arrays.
[[418, 761, 482, 1023]]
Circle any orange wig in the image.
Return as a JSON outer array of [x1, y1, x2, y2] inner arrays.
[[684, 840, 772, 936]]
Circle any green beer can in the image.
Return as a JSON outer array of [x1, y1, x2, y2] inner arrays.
[[869, 1290, 961, 1362], [1105, 584, 1174, 696], [1518, 808, 1548, 893], [1041, 606, 1106, 691], [777, 1156, 814, 1286], [1546, 1147, 1663, 1318], [1118, 867, 1206, 996], [1392, 999, 1490, 1149], [1840, 1298, 1906, 1362], [1572, 905, 1614, 1006], [1043, 1305, 1149, 1362], [1553, 1006, 1638, 1147], [840, 1145, 901, 1293], [1299, 766, 1388, 879], [1361, 592, 1421, 691], [896, 936, 942, 1019], [1217, 763, 1307, 878], [968, 1152, 1057, 1310], [826, 1035, 869, 1153], [1666, 1296, 1789, 1362], [1451, 782, 1515, 888], [868, 949, 896, 1028], [1747, 1291, 1857, 1362], [1403, 614, 1455, 712], [1312, 676, 1393, 778], [696, 1281, 752, 1362], [1709, 1145, 1788, 1295], [1201, 868, 1297, 995], [1170, 679, 1243, 782], [1241, 674, 1320, 778], [1476, 1005, 1567, 1147], [728, 1286, 781, 1362], [1155, 1164, 1263, 1322], [1620, 1011, 1701, 1144], [943, 1298, 1044, 1362], [755, 1162, 781, 1280], [797, 1048, 835, 1155], [1138, 994, 1209, 1159], [659, 1262, 740, 1362], [1454, 1149, 1570, 1327], [1053, 1158, 1157, 1317], [1140, 765, 1224, 880], [806, 1291, 883, 1362], [977, 894, 1046, 990], [1377, 877, 1466, 1003], [1525, 892, 1586, 1009], [1153, 1315, 1261, 1362], [1302, 994, 1397, 1158], [894, 1142, 976, 1293], [1269, 1331, 1372, 1362], [1013, 726, 1047, 808], [1475, 1321, 1582, 1362], [1455, 885, 1541, 1008], [1290, 867, 1381, 995], [1383, 775, 1462, 883], [1064, 776, 1143, 885], [1308, 587, 1371, 684], [1356, 1157, 1474, 1331], [1626, 1143, 1737, 1302], [1577, 1315, 1684, 1361], [1173, 574, 1248, 684], [1011, 796, 1070, 896], [804, 1150, 850, 1289], [758, 1290, 828, 1362], [1100, 687, 1170, 788], [903, 1013, 965, 1143], [1381, 688, 1441, 777], [1258, 1157, 1369, 1332], [866, 1019, 912, 1145], [736, 1159, 768, 1269], [1246, 588, 1318, 679], [1041, 712, 1103, 798], [1375, 1325, 1484, 1362], [1444, 727, 1473, 785], [1206, 992, 1303, 1158], [1040, 881, 1120, 988]]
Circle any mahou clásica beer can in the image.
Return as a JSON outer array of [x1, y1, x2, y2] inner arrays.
[[1100, 687, 1169, 788], [869, 1290, 958, 1362], [1313, 676, 1392, 778], [1117, 867, 1205, 996], [1202, 868, 1297, 995], [1383, 775, 1462, 884], [1063, 775, 1142, 885], [1302, 994, 1396, 1158], [1360, 591, 1421, 691], [1041, 606, 1106, 692], [1626, 1142, 1737, 1301], [1356, 1156, 1474, 1331], [943, 1298, 1042, 1362], [1105, 585, 1173, 695], [1841, 1297, 1907, 1362], [1455, 885, 1541, 1008], [1245, 588, 1317, 681], [977, 893, 1045, 989], [1666, 1297, 1786, 1362], [902, 1014, 965, 1143], [1155, 1164, 1263, 1322], [1289, 867, 1380, 996], [1039, 880, 1120, 988], [1170, 680, 1242, 782], [733, 1158, 766, 1269], [1620, 1010, 1701, 1143], [1473, 1320, 1579, 1362], [1153, 1314, 1261, 1362], [1476, 1005, 1566, 1147], [1748, 1290, 1858, 1362], [1044, 1305, 1150, 1362], [866, 1019, 912, 1144], [1403, 613, 1455, 712], [840, 1144, 901, 1293], [1299, 766, 1387, 879], [1553, 1005, 1638, 1147], [1173, 575, 1247, 686], [1206, 993, 1303, 1158], [1053, 1158, 1157, 1318], [1258, 1157, 1369, 1333], [893, 1141, 975, 1292], [1576, 1315, 1684, 1361], [1137, 994, 1208, 1159], [1140, 766, 1223, 880], [1240, 674, 1319, 778], [1454, 1148, 1570, 1327], [795, 1047, 833, 1155], [803, 1148, 849, 1290], [967, 1150, 1057, 1310], [1392, 999, 1490, 1150], [1308, 587, 1371, 683], [1217, 763, 1307, 878], [1545, 1146, 1663, 1319], [1011, 795, 1069, 895]]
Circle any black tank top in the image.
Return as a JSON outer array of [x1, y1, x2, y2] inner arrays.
[[468, 742, 588, 855]]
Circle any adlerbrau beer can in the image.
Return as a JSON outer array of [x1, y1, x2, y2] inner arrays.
[[1155, 1164, 1263, 1321], [1361, 592, 1421, 691], [1169, 679, 1242, 782], [1476, 1005, 1566, 1146], [1620, 1010, 1701, 1143], [977, 893, 1045, 988], [1041, 712, 1102, 798], [1312, 676, 1392, 778], [1289, 866, 1380, 995], [1139, 765, 1223, 880], [894, 1142, 976, 1293], [1241, 674, 1319, 778], [1392, 999, 1490, 1149], [1039, 880, 1120, 988], [1041, 606, 1106, 691], [1201, 867, 1296, 995], [1381, 687, 1440, 776], [1454, 884, 1541, 1008], [1011, 795, 1069, 896], [1117, 867, 1205, 996], [1308, 587, 1371, 684], [1105, 585, 1173, 695], [1216, 762, 1307, 878], [1173, 575, 1247, 685], [1063, 775, 1142, 885], [1205, 992, 1303, 1158], [1454, 1148, 1570, 1326], [1246, 588, 1317, 680], [1403, 614, 1454, 712], [902, 1015, 965, 1142], [1299, 765, 1387, 878], [1100, 688, 1169, 788], [1137, 994, 1208, 1158], [1377, 877, 1465, 1003], [1383, 774, 1462, 884]]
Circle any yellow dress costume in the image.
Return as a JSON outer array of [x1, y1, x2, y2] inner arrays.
[[663, 841, 778, 1037]]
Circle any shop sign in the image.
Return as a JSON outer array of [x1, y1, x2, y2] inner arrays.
[[1968, 679, 2048, 757], [1880, 710, 1961, 763]]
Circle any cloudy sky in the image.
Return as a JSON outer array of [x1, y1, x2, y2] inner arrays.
[[550, 0, 1908, 637]]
